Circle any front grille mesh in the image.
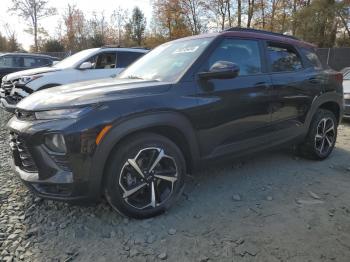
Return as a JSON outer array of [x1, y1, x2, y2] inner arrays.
[[10, 133, 38, 172]]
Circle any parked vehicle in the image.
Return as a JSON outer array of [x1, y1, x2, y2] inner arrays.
[[7, 28, 343, 218], [0, 47, 148, 112], [342, 68, 350, 118], [0, 53, 59, 81]]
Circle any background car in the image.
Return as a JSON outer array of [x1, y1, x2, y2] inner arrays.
[[0, 52, 59, 81], [343, 68, 350, 118], [0, 47, 148, 112]]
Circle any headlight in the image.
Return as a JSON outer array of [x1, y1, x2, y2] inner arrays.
[[35, 107, 92, 120], [18, 75, 43, 85], [45, 134, 67, 153]]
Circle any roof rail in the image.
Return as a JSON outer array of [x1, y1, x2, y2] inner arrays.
[[224, 28, 299, 40], [101, 45, 150, 50]]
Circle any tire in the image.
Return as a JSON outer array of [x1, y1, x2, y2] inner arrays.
[[104, 132, 186, 219], [298, 109, 337, 160]]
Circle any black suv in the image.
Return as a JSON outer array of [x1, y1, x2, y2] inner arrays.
[[0, 53, 59, 81], [7, 29, 343, 218]]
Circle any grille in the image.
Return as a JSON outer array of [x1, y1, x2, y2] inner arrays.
[[50, 154, 71, 172], [0, 80, 14, 97], [10, 133, 38, 172]]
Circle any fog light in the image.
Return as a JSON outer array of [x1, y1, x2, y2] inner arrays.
[[45, 134, 67, 153]]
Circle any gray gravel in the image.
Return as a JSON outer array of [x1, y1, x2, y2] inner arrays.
[[1, 108, 350, 262]]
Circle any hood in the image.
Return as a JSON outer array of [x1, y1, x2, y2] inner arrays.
[[2, 67, 60, 82], [17, 78, 171, 111], [344, 80, 350, 94]]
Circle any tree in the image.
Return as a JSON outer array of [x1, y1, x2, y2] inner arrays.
[[153, 0, 192, 39], [180, 0, 208, 34], [61, 4, 87, 51], [126, 7, 146, 46], [9, 0, 56, 52], [42, 39, 65, 52], [112, 7, 128, 45], [4, 24, 21, 51]]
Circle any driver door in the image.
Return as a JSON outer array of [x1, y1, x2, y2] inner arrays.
[[193, 38, 273, 157], [76, 52, 118, 81]]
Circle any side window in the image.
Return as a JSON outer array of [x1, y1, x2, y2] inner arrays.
[[23, 57, 36, 67], [95, 52, 116, 69], [84, 52, 116, 69], [207, 39, 262, 76], [35, 58, 52, 66], [267, 44, 303, 72], [300, 48, 323, 70], [117, 52, 144, 68], [0, 56, 14, 68]]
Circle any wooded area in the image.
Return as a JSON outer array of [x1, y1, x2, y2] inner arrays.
[[0, 0, 349, 52]]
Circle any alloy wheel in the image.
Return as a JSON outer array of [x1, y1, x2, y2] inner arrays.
[[119, 147, 178, 210], [314, 117, 335, 156]]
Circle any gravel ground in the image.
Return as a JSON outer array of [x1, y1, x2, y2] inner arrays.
[[1, 109, 350, 262]]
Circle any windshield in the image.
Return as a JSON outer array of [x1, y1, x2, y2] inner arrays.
[[118, 37, 214, 82], [53, 48, 99, 69]]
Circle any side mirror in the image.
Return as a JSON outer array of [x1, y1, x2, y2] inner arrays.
[[79, 61, 93, 70], [198, 61, 240, 80]]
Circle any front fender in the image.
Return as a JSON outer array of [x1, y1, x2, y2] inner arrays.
[[88, 111, 200, 198]]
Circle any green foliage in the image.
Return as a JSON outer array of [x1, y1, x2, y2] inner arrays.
[[42, 39, 65, 52], [126, 7, 146, 46]]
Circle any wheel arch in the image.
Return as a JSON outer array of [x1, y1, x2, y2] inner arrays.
[[305, 93, 343, 129], [89, 112, 201, 197]]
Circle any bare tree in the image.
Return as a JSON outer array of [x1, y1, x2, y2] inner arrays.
[[181, 0, 207, 34], [9, 0, 56, 52], [247, 0, 255, 28], [112, 7, 128, 45], [237, 0, 242, 27]]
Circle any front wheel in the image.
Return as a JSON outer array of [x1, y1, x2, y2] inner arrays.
[[298, 109, 337, 160], [104, 132, 186, 218]]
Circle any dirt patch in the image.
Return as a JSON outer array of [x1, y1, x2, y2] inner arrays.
[[1, 109, 350, 262]]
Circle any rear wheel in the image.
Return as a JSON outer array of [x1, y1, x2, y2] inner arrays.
[[104, 133, 186, 218], [298, 109, 337, 160]]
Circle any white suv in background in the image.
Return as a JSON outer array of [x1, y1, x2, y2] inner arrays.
[[0, 47, 148, 112]]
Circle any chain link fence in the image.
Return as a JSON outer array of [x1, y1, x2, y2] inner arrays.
[[317, 48, 350, 71]]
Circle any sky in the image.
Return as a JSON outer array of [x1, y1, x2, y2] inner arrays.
[[0, 0, 153, 50]]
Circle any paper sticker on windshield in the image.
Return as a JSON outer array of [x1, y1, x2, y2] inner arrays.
[[173, 46, 199, 54]]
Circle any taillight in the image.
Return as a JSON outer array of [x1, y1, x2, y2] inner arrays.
[[335, 73, 343, 84]]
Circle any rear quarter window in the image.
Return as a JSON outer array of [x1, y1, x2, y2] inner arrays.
[[300, 48, 323, 70]]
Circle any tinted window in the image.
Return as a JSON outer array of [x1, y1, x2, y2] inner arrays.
[[300, 48, 322, 70], [117, 52, 144, 68], [0, 56, 14, 68], [23, 57, 36, 67], [268, 44, 303, 72], [35, 58, 52, 66], [207, 39, 262, 76], [84, 52, 116, 69]]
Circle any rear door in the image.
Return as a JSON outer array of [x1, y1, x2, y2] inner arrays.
[[194, 38, 273, 158], [267, 42, 322, 139]]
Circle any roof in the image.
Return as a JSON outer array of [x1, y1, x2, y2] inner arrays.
[[100, 46, 149, 53], [0, 52, 59, 59], [173, 28, 315, 49]]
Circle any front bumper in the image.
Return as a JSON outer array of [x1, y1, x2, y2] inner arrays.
[[7, 116, 101, 203]]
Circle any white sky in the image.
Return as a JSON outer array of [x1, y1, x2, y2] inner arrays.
[[0, 0, 153, 50]]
